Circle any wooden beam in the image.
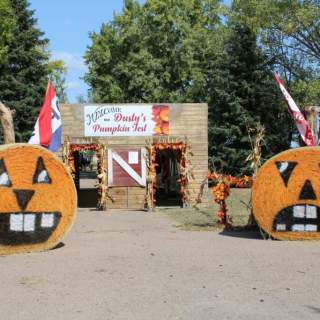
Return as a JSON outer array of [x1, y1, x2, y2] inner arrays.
[[0, 101, 15, 144]]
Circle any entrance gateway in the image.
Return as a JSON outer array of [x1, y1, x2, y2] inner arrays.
[[60, 104, 208, 210]]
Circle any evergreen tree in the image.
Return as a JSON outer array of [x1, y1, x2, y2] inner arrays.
[[208, 23, 291, 175], [0, 0, 49, 142]]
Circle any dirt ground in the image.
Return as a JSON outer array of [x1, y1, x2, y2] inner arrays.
[[1, 209, 320, 320]]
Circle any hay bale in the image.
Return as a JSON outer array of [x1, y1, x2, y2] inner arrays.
[[252, 147, 320, 240], [0, 144, 77, 254]]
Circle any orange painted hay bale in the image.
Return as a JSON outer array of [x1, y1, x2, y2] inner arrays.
[[0, 144, 77, 254], [252, 147, 320, 240]]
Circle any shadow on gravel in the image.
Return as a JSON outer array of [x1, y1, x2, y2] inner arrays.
[[306, 306, 320, 314], [219, 228, 263, 240], [51, 242, 65, 250]]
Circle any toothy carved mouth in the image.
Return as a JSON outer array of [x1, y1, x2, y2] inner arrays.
[[0, 212, 61, 245], [272, 205, 320, 232]]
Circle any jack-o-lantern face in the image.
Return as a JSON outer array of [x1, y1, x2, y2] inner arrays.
[[0, 144, 77, 254], [252, 147, 320, 240]]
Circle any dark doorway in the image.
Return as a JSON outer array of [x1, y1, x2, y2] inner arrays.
[[74, 150, 98, 207], [154, 147, 182, 207]]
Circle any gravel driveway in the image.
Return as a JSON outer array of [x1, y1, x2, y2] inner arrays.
[[0, 209, 320, 320]]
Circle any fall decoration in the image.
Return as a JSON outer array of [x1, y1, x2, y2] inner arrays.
[[0, 144, 77, 255], [212, 180, 232, 227], [144, 137, 193, 209], [152, 105, 169, 135], [252, 147, 320, 240], [245, 122, 265, 227], [208, 171, 252, 188], [63, 141, 111, 210]]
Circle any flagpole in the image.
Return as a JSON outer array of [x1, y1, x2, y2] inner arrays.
[[274, 73, 316, 147]]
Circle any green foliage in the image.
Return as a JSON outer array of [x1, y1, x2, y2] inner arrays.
[[47, 59, 68, 103], [208, 24, 291, 175], [85, 0, 294, 175], [85, 0, 224, 103], [230, 0, 320, 106], [0, 0, 16, 64], [0, 0, 49, 142]]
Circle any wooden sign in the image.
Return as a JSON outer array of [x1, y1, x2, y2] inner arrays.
[[108, 148, 146, 187], [84, 104, 169, 137], [252, 147, 320, 240], [0, 144, 77, 254]]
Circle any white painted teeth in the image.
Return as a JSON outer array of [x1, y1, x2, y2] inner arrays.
[[306, 205, 317, 218], [10, 214, 23, 231], [24, 214, 36, 231], [276, 205, 318, 232], [292, 224, 305, 232], [276, 224, 286, 231], [293, 206, 305, 218], [292, 224, 318, 232], [10, 214, 35, 232], [9, 213, 55, 232], [293, 205, 318, 219], [305, 224, 317, 231], [41, 214, 54, 228]]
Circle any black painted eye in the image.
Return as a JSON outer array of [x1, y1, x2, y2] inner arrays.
[[33, 157, 52, 184], [0, 159, 12, 187], [275, 161, 298, 186]]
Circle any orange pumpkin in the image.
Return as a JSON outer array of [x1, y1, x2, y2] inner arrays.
[[252, 147, 320, 240], [0, 144, 77, 254]]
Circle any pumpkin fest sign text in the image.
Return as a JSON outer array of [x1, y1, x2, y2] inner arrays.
[[84, 105, 169, 137]]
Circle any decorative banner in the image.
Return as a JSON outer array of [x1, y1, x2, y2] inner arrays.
[[274, 73, 315, 146], [29, 81, 62, 151], [84, 104, 169, 137]]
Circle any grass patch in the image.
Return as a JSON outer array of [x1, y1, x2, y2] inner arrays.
[[158, 188, 252, 231]]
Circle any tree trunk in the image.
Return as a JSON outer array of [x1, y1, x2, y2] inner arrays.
[[0, 101, 15, 144]]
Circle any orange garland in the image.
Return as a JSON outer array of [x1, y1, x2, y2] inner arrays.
[[208, 171, 252, 188], [67, 143, 108, 210], [212, 181, 232, 228]]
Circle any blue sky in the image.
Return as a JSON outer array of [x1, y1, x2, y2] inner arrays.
[[29, 0, 145, 102], [29, 0, 229, 103]]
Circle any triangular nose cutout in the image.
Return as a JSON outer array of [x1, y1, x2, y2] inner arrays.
[[299, 180, 317, 200], [13, 189, 35, 211]]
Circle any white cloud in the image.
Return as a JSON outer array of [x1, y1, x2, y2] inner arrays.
[[66, 81, 82, 90], [51, 51, 87, 72]]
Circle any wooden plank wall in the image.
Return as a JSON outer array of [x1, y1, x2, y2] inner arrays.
[[60, 103, 208, 209]]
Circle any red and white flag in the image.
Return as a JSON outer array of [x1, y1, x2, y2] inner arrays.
[[29, 81, 62, 151], [274, 73, 315, 146]]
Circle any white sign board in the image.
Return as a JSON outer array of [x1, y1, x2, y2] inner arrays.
[[84, 105, 169, 137]]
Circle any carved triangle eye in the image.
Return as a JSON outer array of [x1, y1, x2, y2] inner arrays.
[[0, 159, 12, 187], [275, 161, 298, 187], [33, 157, 52, 184]]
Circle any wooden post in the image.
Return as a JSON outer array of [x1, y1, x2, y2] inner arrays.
[[0, 101, 15, 144]]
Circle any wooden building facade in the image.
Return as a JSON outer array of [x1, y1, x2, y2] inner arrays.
[[60, 103, 208, 210]]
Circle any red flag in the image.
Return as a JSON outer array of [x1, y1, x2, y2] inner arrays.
[[29, 81, 55, 147], [274, 74, 315, 146]]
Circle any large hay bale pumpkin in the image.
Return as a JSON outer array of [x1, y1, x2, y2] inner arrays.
[[0, 144, 77, 254], [252, 147, 320, 240]]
